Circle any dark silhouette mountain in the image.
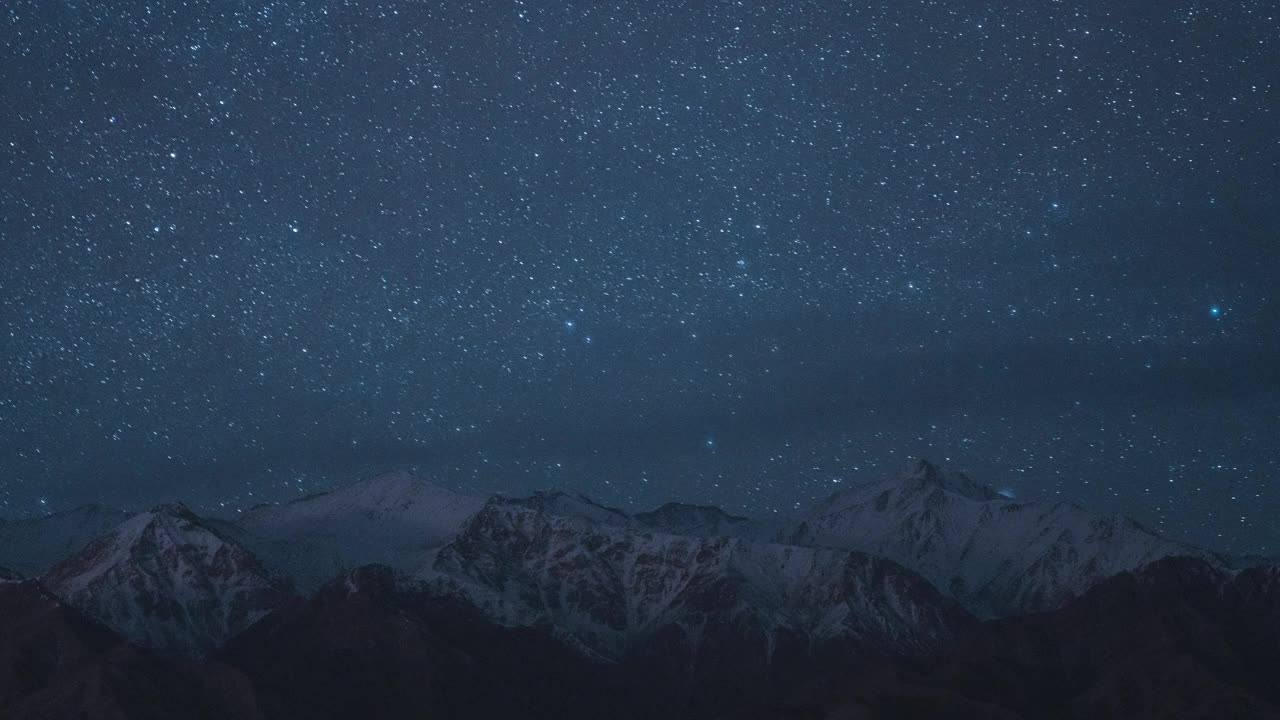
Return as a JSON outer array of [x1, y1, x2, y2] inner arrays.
[[758, 557, 1280, 719], [219, 564, 648, 720], [0, 580, 260, 720]]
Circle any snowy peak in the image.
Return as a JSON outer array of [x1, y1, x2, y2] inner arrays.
[[240, 469, 478, 527], [901, 458, 1001, 501], [147, 501, 204, 522], [232, 469, 485, 591], [44, 503, 286, 655], [802, 460, 1211, 617], [816, 459, 999, 516], [431, 498, 970, 662]]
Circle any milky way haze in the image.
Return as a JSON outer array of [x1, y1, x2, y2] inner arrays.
[[1, 1, 1277, 554]]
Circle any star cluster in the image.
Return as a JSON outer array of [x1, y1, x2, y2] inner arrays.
[[1, 1, 1277, 553]]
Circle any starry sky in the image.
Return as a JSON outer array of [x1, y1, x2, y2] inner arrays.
[[2, 1, 1277, 554]]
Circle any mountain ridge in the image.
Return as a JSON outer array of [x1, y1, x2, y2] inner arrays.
[[43, 502, 288, 655], [0, 460, 1245, 658], [0, 460, 1275, 718], [791, 458, 1216, 616], [425, 495, 972, 662]]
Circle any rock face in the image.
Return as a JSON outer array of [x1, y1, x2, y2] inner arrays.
[[0, 504, 132, 578], [794, 459, 1214, 616], [44, 503, 287, 656], [231, 469, 485, 591], [429, 497, 973, 664]]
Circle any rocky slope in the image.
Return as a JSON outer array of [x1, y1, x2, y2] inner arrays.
[[44, 503, 287, 655], [428, 496, 972, 663], [792, 459, 1215, 616]]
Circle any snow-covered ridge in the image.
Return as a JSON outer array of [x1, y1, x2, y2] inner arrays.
[[501, 489, 632, 525], [794, 459, 1215, 616], [230, 469, 486, 591], [1, 457, 1226, 654], [44, 502, 286, 655], [493, 489, 787, 542], [426, 496, 969, 661]]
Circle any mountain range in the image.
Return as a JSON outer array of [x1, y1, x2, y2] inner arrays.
[[0, 459, 1275, 719]]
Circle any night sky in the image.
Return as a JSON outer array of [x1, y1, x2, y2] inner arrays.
[[2, 1, 1277, 555]]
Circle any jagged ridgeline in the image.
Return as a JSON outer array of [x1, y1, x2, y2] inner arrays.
[[1, 461, 1276, 719]]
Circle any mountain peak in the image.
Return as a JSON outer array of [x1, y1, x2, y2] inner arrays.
[[804, 460, 1211, 616], [322, 468, 476, 509], [505, 490, 631, 525], [147, 501, 203, 521], [232, 468, 485, 592], [900, 459, 1000, 501], [434, 497, 970, 662], [45, 505, 285, 655], [345, 467, 425, 492]]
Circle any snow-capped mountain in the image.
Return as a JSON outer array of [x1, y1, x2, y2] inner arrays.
[[43, 502, 287, 655], [428, 496, 971, 662], [230, 469, 485, 591], [2, 464, 1273, 718], [793, 459, 1215, 616], [0, 565, 20, 583], [0, 504, 131, 578]]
